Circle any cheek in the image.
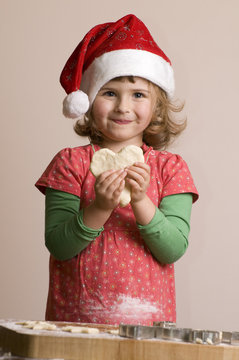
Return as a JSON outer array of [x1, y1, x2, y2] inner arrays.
[[91, 102, 102, 121], [137, 103, 154, 123], [92, 99, 112, 121]]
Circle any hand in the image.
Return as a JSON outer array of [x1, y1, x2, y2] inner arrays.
[[94, 169, 127, 211], [125, 162, 151, 204]]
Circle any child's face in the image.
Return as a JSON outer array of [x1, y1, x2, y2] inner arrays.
[[91, 77, 156, 148]]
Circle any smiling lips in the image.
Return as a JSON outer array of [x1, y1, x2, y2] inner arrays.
[[111, 119, 132, 124]]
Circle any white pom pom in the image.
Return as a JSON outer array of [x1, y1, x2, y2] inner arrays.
[[63, 90, 90, 119]]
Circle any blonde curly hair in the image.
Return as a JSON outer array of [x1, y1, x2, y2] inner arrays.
[[74, 77, 186, 150]]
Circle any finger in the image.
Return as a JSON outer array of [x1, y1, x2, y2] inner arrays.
[[96, 168, 118, 184], [132, 162, 150, 171], [96, 170, 126, 196], [106, 170, 127, 193], [96, 169, 125, 189], [126, 167, 149, 183], [127, 163, 150, 174], [126, 177, 141, 191], [113, 178, 125, 197]]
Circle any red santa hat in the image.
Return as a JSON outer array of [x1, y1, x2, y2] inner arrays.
[[60, 14, 175, 119]]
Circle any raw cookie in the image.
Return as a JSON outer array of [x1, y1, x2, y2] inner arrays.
[[206, 338, 213, 345], [195, 337, 204, 344], [17, 320, 57, 331], [62, 325, 100, 334], [107, 329, 119, 335], [90, 145, 144, 207]]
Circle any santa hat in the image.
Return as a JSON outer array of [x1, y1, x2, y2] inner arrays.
[[60, 14, 175, 119]]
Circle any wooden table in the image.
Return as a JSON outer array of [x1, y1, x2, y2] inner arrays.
[[1, 320, 239, 360]]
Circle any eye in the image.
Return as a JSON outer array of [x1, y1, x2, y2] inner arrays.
[[133, 92, 145, 98], [102, 90, 116, 97]]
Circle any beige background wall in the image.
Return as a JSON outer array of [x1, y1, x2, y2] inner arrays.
[[1, 0, 238, 331]]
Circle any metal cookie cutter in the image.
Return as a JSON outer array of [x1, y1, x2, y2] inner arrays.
[[119, 324, 155, 339], [190, 330, 222, 345], [155, 327, 192, 342], [153, 321, 176, 328], [221, 331, 239, 345], [230, 332, 239, 346], [222, 331, 232, 344]]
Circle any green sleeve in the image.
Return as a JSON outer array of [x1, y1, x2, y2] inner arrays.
[[45, 188, 104, 261], [137, 193, 193, 264]]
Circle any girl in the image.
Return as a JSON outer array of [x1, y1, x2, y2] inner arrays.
[[36, 14, 198, 325]]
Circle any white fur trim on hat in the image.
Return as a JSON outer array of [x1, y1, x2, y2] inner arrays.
[[80, 49, 175, 106], [63, 90, 90, 119]]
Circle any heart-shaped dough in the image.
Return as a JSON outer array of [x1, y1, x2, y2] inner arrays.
[[90, 145, 144, 207]]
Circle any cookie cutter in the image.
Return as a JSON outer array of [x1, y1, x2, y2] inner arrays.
[[219, 331, 239, 345], [119, 323, 236, 346], [155, 327, 192, 342], [190, 330, 222, 345], [222, 331, 232, 344], [153, 321, 176, 328], [230, 332, 239, 346], [119, 324, 155, 339]]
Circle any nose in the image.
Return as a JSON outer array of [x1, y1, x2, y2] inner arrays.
[[115, 95, 130, 113]]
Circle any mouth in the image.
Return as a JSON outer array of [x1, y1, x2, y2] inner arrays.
[[111, 119, 132, 125]]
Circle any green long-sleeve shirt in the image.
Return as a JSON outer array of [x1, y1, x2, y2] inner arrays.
[[45, 188, 192, 264]]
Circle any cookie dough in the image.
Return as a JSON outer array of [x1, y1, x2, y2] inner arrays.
[[62, 325, 100, 334], [90, 145, 144, 207], [17, 320, 57, 331], [206, 337, 213, 345], [195, 337, 204, 344], [107, 329, 119, 335]]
